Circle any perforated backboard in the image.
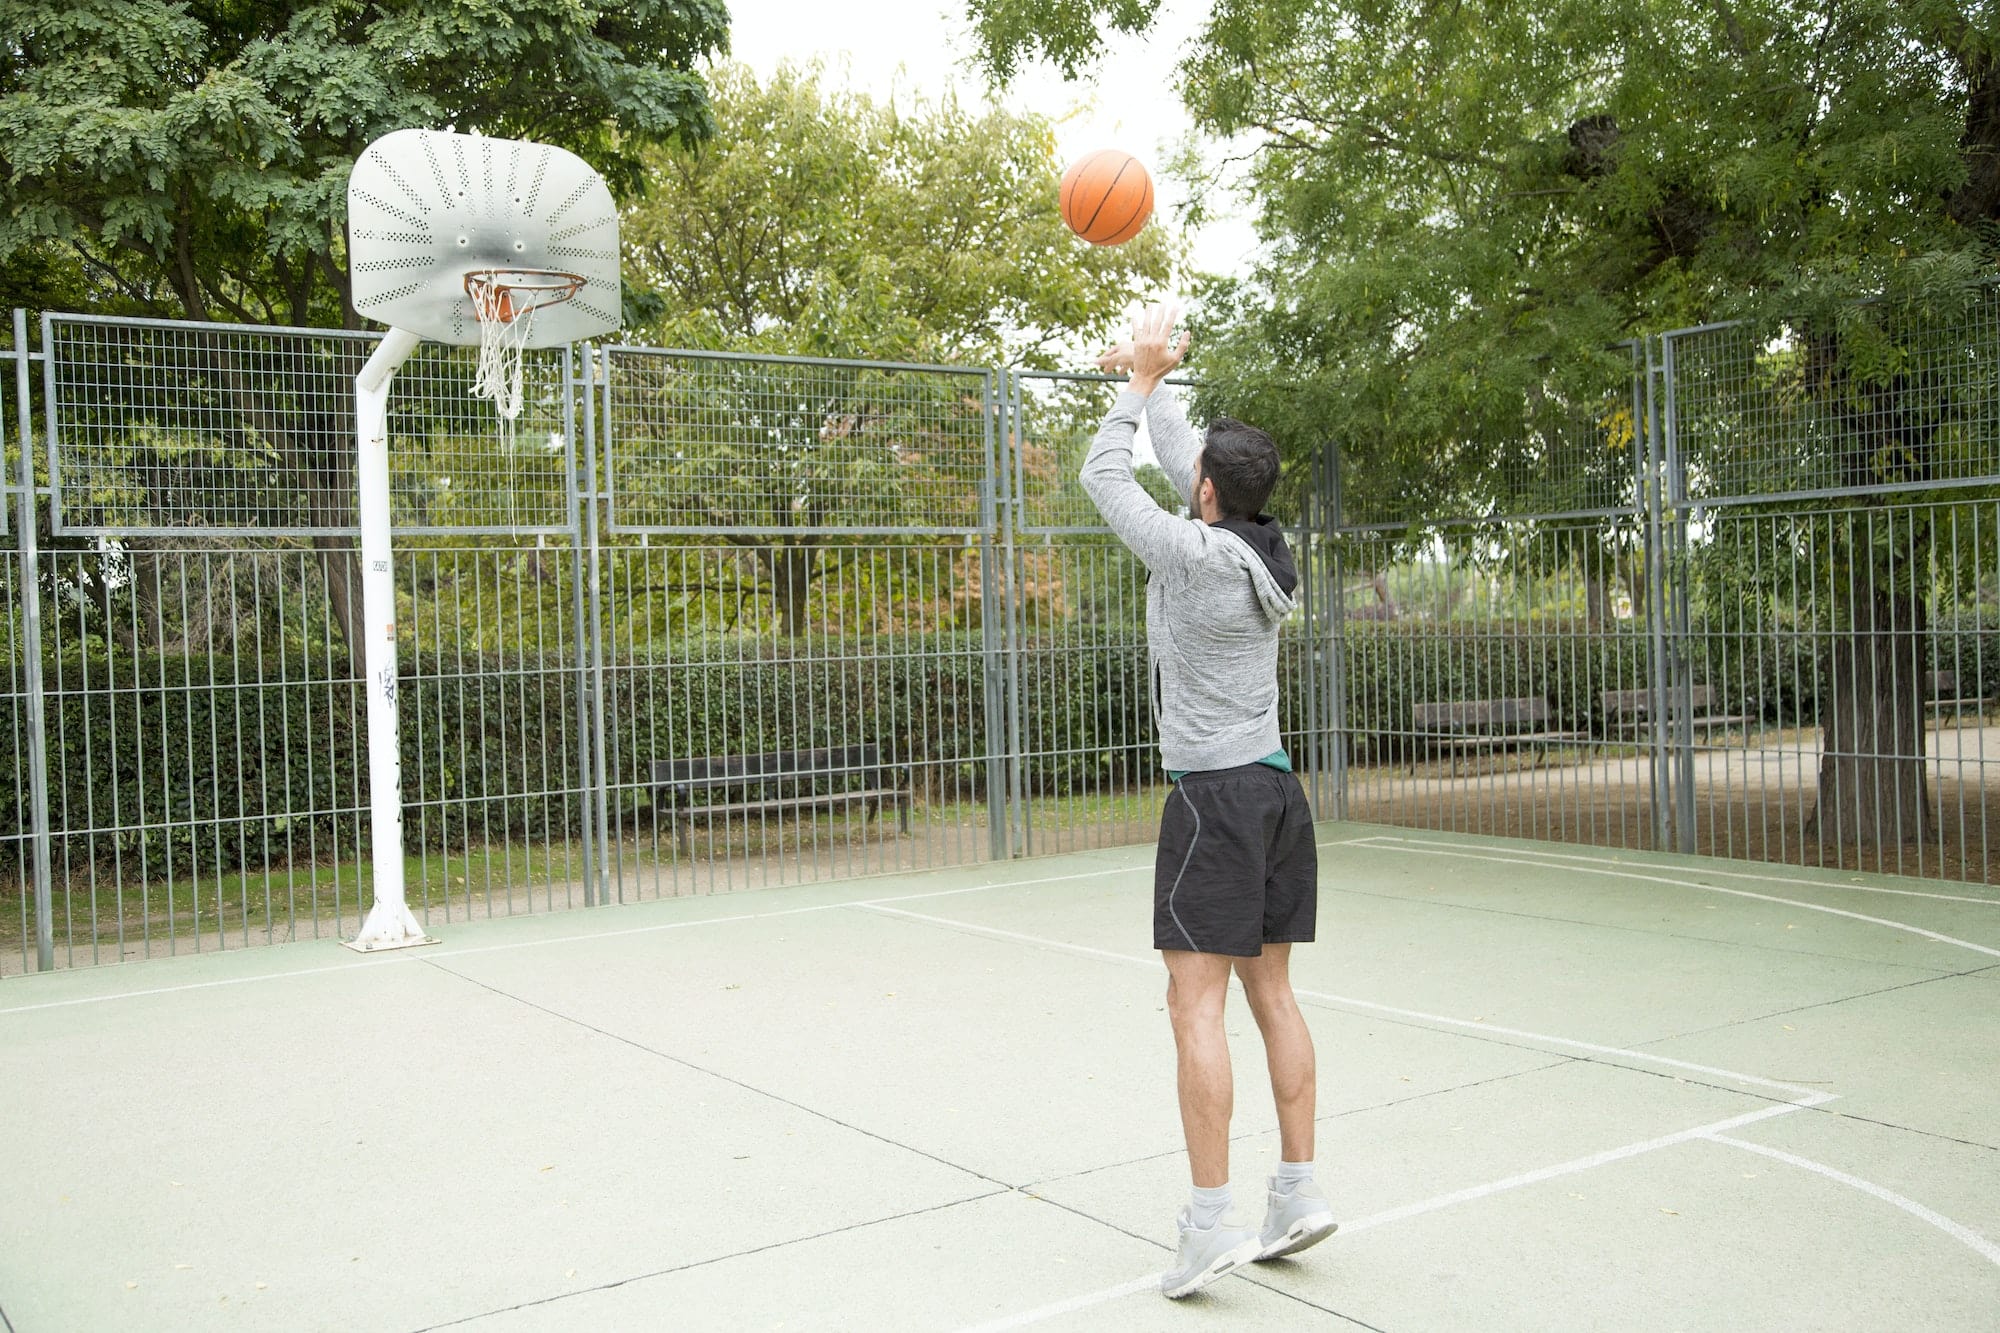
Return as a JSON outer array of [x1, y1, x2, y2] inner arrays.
[[348, 129, 621, 349]]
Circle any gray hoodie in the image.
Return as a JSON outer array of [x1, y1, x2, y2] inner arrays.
[[1080, 388, 1298, 774]]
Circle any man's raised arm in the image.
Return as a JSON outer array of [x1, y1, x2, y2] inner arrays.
[[1080, 303, 1205, 571]]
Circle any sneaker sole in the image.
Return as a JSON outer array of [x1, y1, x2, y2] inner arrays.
[[1256, 1212, 1338, 1260], [1161, 1236, 1263, 1299]]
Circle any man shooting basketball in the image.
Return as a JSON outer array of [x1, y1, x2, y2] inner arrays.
[[1082, 302, 1335, 1299]]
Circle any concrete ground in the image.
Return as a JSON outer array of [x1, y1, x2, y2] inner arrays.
[[2, 822, 1996, 1331]]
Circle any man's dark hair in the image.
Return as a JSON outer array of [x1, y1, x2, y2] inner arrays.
[[1197, 417, 1281, 519]]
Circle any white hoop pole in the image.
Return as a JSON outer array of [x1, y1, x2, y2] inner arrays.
[[347, 326, 436, 952]]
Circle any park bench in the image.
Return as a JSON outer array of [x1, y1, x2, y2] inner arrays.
[[650, 745, 912, 856], [1926, 670, 1991, 718], [1410, 697, 1591, 775], [1600, 685, 1749, 739]]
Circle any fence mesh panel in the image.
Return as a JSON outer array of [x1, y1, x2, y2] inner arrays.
[[1669, 500, 1996, 881], [1331, 521, 1660, 849], [602, 349, 992, 534], [45, 317, 570, 534], [2, 551, 28, 972], [1012, 370, 1196, 532], [1335, 345, 1644, 528], [590, 540, 1004, 898], [4, 539, 597, 969], [12, 307, 2000, 974], [1670, 292, 2000, 503]]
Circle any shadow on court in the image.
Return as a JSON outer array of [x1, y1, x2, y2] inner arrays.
[[2, 822, 1996, 1331]]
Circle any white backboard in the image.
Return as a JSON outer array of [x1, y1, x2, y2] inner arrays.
[[348, 129, 621, 348]]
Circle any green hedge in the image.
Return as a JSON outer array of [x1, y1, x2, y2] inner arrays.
[[1338, 615, 2000, 738], [2, 633, 1156, 878], [9, 614, 1995, 879], [4, 651, 590, 882]]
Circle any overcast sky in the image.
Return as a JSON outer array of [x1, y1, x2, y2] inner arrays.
[[718, 0, 1257, 284]]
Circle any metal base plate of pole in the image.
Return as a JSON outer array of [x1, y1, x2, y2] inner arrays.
[[342, 900, 440, 953]]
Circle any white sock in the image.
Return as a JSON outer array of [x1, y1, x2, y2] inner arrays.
[[1275, 1160, 1315, 1193], [1189, 1183, 1231, 1229]]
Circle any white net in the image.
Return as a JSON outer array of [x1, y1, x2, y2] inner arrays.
[[469, 280, 538, 422]]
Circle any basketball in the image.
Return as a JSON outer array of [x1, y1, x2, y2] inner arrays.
[[1059, 150, 1153, 246]]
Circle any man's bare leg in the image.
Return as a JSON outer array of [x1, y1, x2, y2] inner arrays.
[[1234, 942, 1337, 1258], [1162, 949, 1236, 1187], [1233, 943, 1315, 1161]]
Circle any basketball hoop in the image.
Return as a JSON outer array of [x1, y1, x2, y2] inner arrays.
[[346, 129, 621, 953], [464, 268, 586, 420]]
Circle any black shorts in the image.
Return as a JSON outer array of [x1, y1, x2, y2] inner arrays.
[[1153, 763, 1318, 957]]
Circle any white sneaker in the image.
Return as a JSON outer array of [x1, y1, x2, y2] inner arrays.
[[1256, 1177, 1338, 1260], [1160, 1208, 1262, 1299]]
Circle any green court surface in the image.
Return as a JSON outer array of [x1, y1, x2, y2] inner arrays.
[[3, 823, 1996, 1331]]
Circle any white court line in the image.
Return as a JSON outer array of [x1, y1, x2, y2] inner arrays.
[[909, 900, 1843, 1332], [0, 956, 411, 1015], [955, 1101, 1833, 1331], [0, 836, 1400, 1014], [0, 866, 1157, 1015], [863, 904, 1835, 1100], [1346, 834, 2000, 907], [1348, 839, 2000, 961], [1707, 1134, 2000, 1268], [956, 1274, 1159, 1333], [1288, 987, 1830, 1099], [1339, 1100, 1823, 1235]]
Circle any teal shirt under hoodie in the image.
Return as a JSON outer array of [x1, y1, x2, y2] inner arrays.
[[1080, 387, 1299, 776]]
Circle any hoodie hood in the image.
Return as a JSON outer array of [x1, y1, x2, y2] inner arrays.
[[1213, 514, 1299, 620]]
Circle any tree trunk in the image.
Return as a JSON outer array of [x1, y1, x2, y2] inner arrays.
[[192, 329, 366, 676], [1812, 557, 1929, 847], [313, 535, 363, 677], [766, 545, 819, 637], [1584, 576, 1610, 627], [1621, 551, 1646, 620]]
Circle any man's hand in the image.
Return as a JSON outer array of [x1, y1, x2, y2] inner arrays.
[[1095, 342, 1134, 374], [1126, 301, 1189, 396]]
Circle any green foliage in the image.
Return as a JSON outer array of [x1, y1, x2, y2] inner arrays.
[[1341, 622, 1651, 744], [4, 650, 588, 881], [613, 64, 1183, 633], [607, 357, 994, 540], [0, 0, 726, 325], [967, 0, 2000, 514], [623, 64, 1180, 368], [1337, 608, 2000, 748], [8, 629, 1257, 878], [965, 0, 1159, 81]]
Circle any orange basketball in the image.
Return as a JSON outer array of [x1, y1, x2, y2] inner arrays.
[[1059, 150, 1153, 246]]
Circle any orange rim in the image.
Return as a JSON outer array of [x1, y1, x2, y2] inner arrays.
[[463, 269, 587, 325]]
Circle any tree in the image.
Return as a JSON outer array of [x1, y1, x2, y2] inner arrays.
[[616, 64, 1179, 636], [1, 0, 725, 670], [965, 0, 2000, 848]]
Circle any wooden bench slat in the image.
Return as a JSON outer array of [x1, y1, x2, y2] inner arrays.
[[649, 744, 913, 855], [1601, 686, 1746, 735], [1428, 730, 1590, 749], [1925, 671, 1991, 712], [677, 790, 906, 820], [1410, 697, 1588, 774]]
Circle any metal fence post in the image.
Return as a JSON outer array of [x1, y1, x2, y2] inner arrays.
[[14, 310, 54, 971], [979, 372, 1009, 860], [565, 346, 597, 908], [1298, 477, 1321, 812], [1003, 371, 1028, 858], [1660, 333, 1698, 854], [1322, 443, 1349, 821], [1643, 335, 1677, 851], [582, 346, 614, 902]]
